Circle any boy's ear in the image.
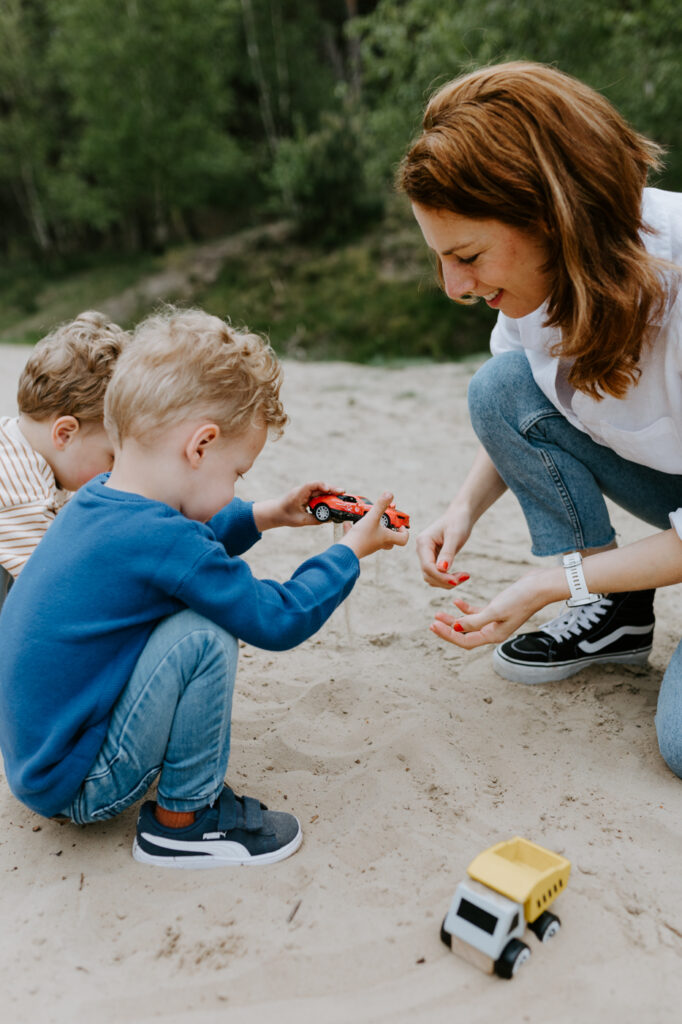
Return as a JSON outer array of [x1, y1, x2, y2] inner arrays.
[[185, 423, 221, 468], [51, 415, 80, 450]]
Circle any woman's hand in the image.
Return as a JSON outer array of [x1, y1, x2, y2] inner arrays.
[[253, 481, 339, 531], [418, 447, 507, 589], [429, 568, 563, 648], [416, 504, 473, 590]]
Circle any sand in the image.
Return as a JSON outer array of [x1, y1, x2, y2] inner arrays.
[[1, 345, 681, 1023]]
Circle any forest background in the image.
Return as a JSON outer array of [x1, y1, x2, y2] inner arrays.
[[1, 0, 680, 360]]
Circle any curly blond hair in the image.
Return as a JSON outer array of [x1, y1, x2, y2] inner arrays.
[[18, 311, 130, 421], [104, 307, 287, 446]]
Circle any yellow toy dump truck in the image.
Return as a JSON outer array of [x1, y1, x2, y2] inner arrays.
[[440, 837, 571, 978]]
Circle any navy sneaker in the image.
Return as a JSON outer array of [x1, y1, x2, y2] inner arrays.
[[132, 786, 302, 868], [493, 589, 655, 684]]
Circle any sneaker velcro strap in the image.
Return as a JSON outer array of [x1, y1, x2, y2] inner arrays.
[[242, 795, 264, 831], [217, 788, 263, 833]]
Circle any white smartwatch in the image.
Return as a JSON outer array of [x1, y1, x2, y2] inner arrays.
[[562, 552, 602, 607]]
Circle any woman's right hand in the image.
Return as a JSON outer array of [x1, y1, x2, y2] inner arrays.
[[418, 447, 507, 589], [416, 503, 473, 589]]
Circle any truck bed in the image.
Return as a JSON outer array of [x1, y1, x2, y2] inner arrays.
[[467, 837, 571, 923]]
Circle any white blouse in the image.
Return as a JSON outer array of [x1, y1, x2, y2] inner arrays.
[[489, 187, 682, 539]]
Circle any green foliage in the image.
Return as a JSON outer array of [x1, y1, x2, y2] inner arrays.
[[269, 108, 384, 245], [354, 0, 682, 189], [196, 201, 495, 361], [0, 251, 158, 342], [0, 0, 65, 253], [0, 0, 680, 362], [49, 0, 251, 247]]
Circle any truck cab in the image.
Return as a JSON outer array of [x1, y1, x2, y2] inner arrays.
[[443, 879, 530, 976]]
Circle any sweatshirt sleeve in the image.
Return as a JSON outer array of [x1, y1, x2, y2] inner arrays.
[[174, 540, 360, 651], [205, 498, 261, 556]]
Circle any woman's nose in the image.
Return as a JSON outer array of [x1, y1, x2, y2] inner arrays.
[[442, 260, 476, 300]]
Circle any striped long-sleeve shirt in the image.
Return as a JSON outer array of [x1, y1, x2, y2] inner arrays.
[[0, 417, 71, 578]]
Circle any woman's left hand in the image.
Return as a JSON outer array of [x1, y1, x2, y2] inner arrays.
[[430, 570, 559, 648]]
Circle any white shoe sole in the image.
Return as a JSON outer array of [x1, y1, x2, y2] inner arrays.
[[131, 822, 302, 868], [492, 646, 652, 685]]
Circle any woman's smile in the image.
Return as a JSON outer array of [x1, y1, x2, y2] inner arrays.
[[411, 203, 552, 319]]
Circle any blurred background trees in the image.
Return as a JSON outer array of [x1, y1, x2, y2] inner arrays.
[[0, 0, 680, 356]]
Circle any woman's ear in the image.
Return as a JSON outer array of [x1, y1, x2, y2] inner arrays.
[[51, 415, 80, 450], [185, 423, 221, 468]]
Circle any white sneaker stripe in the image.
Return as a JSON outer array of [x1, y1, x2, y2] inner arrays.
[[578, 624, 653, 654], [140, 831, 250, 857]]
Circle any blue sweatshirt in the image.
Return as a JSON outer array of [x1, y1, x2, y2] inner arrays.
[[0, 477, 359, 817]]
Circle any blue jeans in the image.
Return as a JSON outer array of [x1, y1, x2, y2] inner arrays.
[[468, 351, 682, 777], [63, 610, 238, 824]]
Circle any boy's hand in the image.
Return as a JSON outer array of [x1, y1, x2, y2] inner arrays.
[[253, 482, 340, 531], [339, 491, 409, 560]]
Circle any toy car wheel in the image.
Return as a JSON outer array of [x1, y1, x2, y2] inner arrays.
[[529, 911, 561, 942], [380, 512, 391, 528], [494, 939, 531, 979], [314, 504, 331, 522], [439, 917, 452, 949]]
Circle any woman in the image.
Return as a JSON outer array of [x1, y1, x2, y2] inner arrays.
[[400, 62, 682, 777]]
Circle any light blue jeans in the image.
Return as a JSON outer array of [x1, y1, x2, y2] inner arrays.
[[467, 351, 682, 777], [63, 610, 238, 824]]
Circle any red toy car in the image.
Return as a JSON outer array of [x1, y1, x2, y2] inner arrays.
[[308, 492, 410, 530]]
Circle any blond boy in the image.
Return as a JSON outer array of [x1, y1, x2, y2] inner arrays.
[[0, 308, 408, 867], [0, 311, 128, 589]]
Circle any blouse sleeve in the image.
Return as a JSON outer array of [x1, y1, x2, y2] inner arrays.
[[489, 312, 523, 355]]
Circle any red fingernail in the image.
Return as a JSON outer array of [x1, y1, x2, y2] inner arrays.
[[438, 560, 449, 572], [453, 622, 464, 632]]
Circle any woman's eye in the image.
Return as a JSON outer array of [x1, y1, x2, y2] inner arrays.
[[458, 253, 479, 265]]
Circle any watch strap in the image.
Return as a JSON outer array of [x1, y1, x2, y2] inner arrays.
[[563, 552, 602, 607]]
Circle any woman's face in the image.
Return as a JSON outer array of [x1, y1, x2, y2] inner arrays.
[[411, 203, 553, 319]]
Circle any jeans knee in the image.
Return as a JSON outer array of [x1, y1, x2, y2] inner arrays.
[[655, 643, 682, 779], [468, 351, 533, 441], [656, 726, 682, 779], [656, 707, 682, 779], [154, 610, 239, 683]]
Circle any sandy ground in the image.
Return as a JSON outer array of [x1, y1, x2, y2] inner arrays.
[[1, 344, 681, 1023]]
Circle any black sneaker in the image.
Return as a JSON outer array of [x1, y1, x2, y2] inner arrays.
[[132, 786, 302, 868], [493, 590, 655, 684]]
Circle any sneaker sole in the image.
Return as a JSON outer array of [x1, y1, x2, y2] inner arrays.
[[131, 822, 303, 868], [492, 646, 652, 685]]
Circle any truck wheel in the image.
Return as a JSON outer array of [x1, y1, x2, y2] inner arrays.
[[529, 911, 561, 942], [380, 512, 391, 528], [494, 939, 531, 979], [440, 917, 452, 949], [314, 504, 330, 522]]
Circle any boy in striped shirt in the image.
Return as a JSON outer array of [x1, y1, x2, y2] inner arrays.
[[0, 311, 129, 604]]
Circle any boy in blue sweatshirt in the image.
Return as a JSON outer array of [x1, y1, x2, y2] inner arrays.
[[0, 308, 408, 868]]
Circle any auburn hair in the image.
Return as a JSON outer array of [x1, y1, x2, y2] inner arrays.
[[399, 62, 675, 398]]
